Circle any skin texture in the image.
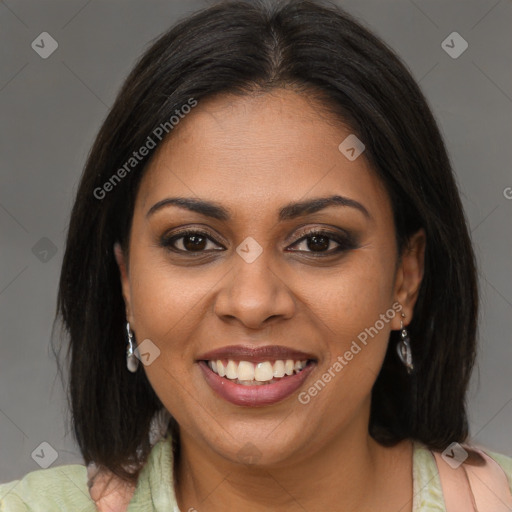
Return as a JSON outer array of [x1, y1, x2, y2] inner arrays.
[[114, 88, 426, 512]]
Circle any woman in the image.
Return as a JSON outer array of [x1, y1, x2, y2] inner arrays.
[[1, 0, 511, 510]]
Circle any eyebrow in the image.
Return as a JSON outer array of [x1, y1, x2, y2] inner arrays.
[[146, 194, 371, 222]]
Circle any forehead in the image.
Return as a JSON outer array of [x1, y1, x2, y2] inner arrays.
[[135, 89, 392, 225]]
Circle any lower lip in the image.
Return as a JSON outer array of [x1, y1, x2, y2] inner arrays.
[[197, 360, 316, 407]]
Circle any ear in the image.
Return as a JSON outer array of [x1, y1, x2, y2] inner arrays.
[[114, 242, 134, 325], [391, 228, 426, 329]]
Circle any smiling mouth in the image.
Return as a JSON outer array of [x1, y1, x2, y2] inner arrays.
[[200, 358, 315, 386]]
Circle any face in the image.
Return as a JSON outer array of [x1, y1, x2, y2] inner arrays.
[[115, 88, 425, 467]]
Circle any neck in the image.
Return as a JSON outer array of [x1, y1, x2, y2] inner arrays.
[[174, 415, 413, 512]]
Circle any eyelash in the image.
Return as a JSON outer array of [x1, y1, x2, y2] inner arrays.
[[159, 227, 357, 257]]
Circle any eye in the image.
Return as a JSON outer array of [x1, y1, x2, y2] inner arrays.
[[160, 227, 357, 256], [160, 229, 224, 253], [287, 229, 356, 255]]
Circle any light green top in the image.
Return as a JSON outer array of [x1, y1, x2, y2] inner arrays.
[[1, 435, 511, 511]]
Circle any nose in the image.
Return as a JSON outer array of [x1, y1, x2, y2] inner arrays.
[[213, 251, 296, 330]]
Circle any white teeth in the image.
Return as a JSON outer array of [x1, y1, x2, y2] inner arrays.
[[225, 360, 238, 379], [206, 358, 309, 382], [254, 362, 274, 382], [238, 360, 255, 380], [273, 360, 285, 378]]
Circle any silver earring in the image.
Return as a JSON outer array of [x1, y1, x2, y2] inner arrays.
[[396, 313, 414, 374], [126, 322, 139, 373]]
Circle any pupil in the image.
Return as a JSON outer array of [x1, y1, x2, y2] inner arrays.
[[184, 234, 206, 251], [307, 235, 329, 252]]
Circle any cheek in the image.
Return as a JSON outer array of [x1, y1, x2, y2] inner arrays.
[[302, 246, 397, 406], [302, 248, 397, 337], [127, 256, 210, 418], [129, 253, 212, 338]]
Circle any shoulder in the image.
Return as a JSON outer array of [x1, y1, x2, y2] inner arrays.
[[0, 464, 95, 511], [0, 430, 178, 512], [482, 447, 512, 488], [411, 441, 512, 511]]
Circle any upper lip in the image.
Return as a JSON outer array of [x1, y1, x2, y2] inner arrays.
[[197, 345, 317, 363]]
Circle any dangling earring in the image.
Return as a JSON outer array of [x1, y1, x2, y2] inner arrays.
[[126, 322, 139, 373], [396, 312, 414, 374]]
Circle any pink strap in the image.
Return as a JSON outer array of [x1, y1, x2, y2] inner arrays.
[[433, 445, 512, 512], [433, 450, 476, 511]]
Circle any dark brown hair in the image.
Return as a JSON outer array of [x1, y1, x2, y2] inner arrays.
[[54, 0, 478, 485]]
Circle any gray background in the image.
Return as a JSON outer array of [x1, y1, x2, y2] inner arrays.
[[1, 0, 511, 484]]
